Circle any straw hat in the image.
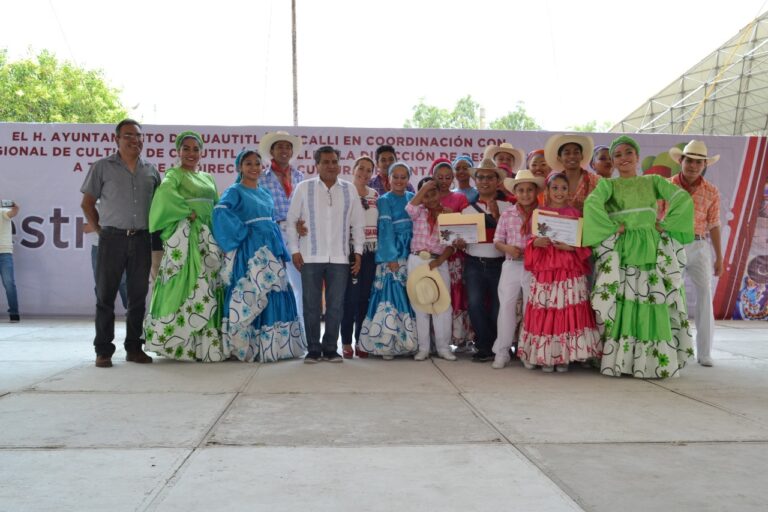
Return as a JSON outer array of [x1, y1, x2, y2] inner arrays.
[[469, 157, 506, 181], [258, 131, 303, 160], [544, 134, 595, 172], [668, 140, 720, 165], [503, 169, 545, 192], [483, 143, 525, 172], [406, 260, 451, 315]]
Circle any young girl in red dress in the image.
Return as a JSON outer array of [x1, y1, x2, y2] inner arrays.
[[517, 172, 602, 372]]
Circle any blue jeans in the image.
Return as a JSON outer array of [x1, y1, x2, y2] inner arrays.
[[301, 262, 349, 355], [340, 251, 376, 345], [94, 228, 151, 356], [463, 255, 503, 356], [0, 253, 19, 316], [91, 245, 128, 308]]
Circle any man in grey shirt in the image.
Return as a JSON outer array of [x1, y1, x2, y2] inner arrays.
[[80, 119, 161, 368]]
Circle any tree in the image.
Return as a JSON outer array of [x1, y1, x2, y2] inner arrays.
[[489, 102, 541, 131], [405, 95, 540, 130], [0, 49, 127, 123], [568, 120, 613, 133]]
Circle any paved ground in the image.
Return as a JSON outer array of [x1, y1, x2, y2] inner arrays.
[[1, 318, 766, 512]]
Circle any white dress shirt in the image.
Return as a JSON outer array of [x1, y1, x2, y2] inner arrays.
[[285, 177, 365, 264]]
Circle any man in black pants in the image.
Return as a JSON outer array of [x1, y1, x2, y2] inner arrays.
[[80, 119, 161, 368]]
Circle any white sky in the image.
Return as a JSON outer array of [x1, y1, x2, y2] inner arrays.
[[3, 0, 767, 130]]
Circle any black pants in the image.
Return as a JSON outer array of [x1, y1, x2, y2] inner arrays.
[[94, 228, 151, 356], [340, 251, 377, 345], [463, 254, 503, 357]]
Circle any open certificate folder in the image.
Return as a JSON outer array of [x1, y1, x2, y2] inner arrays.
[[532, 209, 584, 247], [437, 213, 486, 244]]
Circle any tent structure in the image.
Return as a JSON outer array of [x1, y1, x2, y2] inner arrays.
[[612, 11, 768, 135]]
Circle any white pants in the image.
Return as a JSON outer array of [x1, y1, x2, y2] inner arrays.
[[280, 225, 304, 324], [493, 259, 531, 356], [684, 240, 716, 359], [407, 254, 452, 352]]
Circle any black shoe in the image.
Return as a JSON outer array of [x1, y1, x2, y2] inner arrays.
[[9, 314, 19, 323], [322, 351, 343, 363], [304, 351, 321, 364], [472, 352, 494, 363]]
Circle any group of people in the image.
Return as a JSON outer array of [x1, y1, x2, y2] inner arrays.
[[79, 119, 723, 379]]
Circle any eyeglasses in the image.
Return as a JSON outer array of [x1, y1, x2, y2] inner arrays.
[[121, 133, 144, 140], [360, 196, 369, 211], [475, 174, 498, 181]]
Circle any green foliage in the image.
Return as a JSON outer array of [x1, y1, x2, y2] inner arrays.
[[0, 49, 127, 123], [489, 102, 541, 131], [568, 120, 613, 132], [404, 95, 540, 130]]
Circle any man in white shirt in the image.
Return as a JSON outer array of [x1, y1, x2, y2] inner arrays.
[[286, 146, 365, 363]]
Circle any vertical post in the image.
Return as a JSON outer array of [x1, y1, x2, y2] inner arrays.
[[292, 0, 299, 126]]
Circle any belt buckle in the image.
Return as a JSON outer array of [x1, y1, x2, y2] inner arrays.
[[126, 229, 137, 236]]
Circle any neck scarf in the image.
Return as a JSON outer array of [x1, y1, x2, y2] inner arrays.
[[676, 174, 702, 195], [517, 201, 538, 237], [271, 159, 293, 197]]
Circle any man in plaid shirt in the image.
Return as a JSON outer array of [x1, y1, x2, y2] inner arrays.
[[668, 140, 723, 367], [259, 131, 305, 323]]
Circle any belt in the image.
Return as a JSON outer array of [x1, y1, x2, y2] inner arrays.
[[411, 251, 441, 259], [694, 234, 708, 241], [466, 254, 504, 264], [101, 226, 148, 236]]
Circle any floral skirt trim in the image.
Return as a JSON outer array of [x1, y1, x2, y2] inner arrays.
[[518, 328, 602, 366], [222, 246, 306, 362], [145, 223, 224, 362], [448, 254, 475, 344], [358, 260, 417, 356], [591, 233, 693, 378]]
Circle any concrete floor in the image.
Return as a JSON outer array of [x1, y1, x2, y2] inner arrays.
[[1, 319, 766, 512]]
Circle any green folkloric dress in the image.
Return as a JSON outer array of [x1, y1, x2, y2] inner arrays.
[[583, 174, 694, 378], [144, 167, 225, 362]]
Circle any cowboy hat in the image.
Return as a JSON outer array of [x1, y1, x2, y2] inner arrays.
[[406, 260, 451, 315], [469, 157, 506, 181], [544, 134, 595, 172], [503, 169, 545, 192], [483, 143, 525, 172], [668, 140, 720, 165], [258, 131, 303, 160]]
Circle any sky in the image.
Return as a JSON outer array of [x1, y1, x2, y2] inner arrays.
[[2, 0, 768, 131]]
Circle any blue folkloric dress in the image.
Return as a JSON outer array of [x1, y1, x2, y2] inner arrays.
[[358, 191, 418, 356], [583, 174, 694, 378], [213, 183, 306, 362], [144, 167, 224, 362]]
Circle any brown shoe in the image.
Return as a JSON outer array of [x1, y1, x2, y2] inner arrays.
[[95, 355, 113, 368], [126, 350, 153, 364]]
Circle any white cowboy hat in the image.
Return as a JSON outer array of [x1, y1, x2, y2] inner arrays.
[[469, 157, 507, 182], [483, 143, 525, 172], [544, 134, 595, 172], [406, 261, 451, 315], [258, 131, 303, 160], [503, 169, 545, 192], [668, 140, 720, 165]]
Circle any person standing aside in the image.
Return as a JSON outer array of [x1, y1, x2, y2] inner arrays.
[[286, 146, 365, 363], [0, 199, 20, 322], [456, 158, 513, 362], [80, 119, 161, 368], [668, 140, 723, 367], [369, 145, 415, 195], [259, 131, 306, 323], [544, 134, 599, 213]]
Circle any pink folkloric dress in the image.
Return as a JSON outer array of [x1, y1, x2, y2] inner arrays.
[[518, 206, 602, 366], [440, 192, 475, 345]]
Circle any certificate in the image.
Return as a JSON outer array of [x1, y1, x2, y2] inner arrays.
[[532, 209, 583, 247], [438, 213, 486, 244]]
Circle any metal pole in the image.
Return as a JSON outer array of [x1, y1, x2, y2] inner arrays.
[[291, 0, 298, 126]]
